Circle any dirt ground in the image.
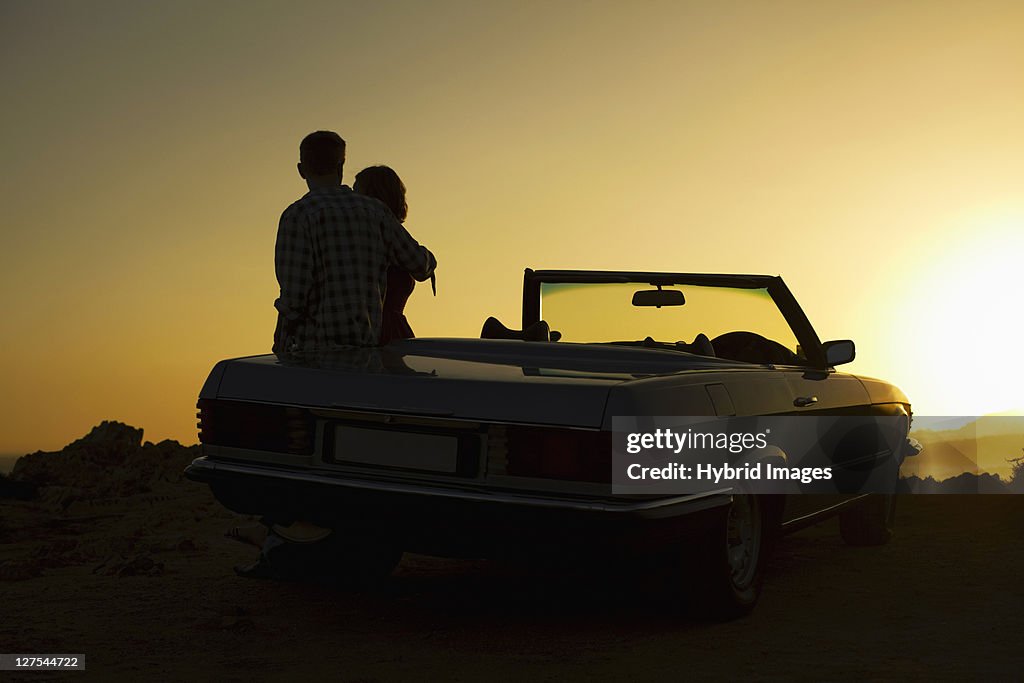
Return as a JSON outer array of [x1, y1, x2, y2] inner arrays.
[[2, 480, 1022, 682]]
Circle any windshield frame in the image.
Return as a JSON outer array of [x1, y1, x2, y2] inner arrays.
[[521, 269, 826, 368]]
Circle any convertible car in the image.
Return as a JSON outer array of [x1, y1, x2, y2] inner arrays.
[[187, 269, 917, 617]]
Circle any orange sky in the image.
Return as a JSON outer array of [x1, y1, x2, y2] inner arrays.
[[1, 0, 1023, 455]]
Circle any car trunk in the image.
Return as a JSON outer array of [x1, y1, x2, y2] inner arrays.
[[209, 338, 733, 428]]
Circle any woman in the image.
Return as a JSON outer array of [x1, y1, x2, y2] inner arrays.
[[353, 165, 418, 344]]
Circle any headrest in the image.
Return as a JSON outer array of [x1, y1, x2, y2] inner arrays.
[[480, 317, 551, 342]]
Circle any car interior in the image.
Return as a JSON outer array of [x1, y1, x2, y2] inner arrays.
[[480, 315, 803, 366]]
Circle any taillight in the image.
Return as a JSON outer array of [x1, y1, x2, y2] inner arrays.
[[197, 399, 315, 455], [501, 426, 612, 483]]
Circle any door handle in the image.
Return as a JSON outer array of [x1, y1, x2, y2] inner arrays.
[[793, 395, 818, 407]]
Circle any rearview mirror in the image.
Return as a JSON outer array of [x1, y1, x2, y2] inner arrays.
[[632, 289, 685, 307], [823, 339, 855, 366]]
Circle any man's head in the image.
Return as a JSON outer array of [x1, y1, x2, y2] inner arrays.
[[297, 131, 346, 187]]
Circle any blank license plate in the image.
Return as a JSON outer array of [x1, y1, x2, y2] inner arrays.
[[332, 425, 459, 473]]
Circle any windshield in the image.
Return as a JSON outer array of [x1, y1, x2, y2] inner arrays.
[[540, 282, 805, 364]]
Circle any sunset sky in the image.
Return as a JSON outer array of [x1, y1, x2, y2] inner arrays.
[[2, 0, 1023, 456]]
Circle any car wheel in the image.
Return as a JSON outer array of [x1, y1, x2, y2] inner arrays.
[[687, 493, 778, 620], [839, 494, 895, 546]]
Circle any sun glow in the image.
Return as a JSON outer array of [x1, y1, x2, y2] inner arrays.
[[890, 213, 1024, 416]]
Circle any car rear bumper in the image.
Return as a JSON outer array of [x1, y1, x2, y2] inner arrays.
[[185, 456, 732, 556]]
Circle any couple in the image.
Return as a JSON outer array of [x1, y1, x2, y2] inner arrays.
[[229, 131, 436, 570], [272, 130, 436, 354]]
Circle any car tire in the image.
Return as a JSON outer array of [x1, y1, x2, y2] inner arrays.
[[839, 494, 895, 546], [685, 493, 780, 620]]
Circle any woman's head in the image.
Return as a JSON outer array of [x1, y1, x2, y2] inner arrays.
[[354, 165, 408, 222]]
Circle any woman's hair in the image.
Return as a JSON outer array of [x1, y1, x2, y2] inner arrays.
[[353, 165, 408, 222]]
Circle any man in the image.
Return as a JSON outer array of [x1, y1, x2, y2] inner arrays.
[[273, 130, 436, 352]]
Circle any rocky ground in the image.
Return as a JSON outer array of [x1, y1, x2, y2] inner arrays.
[[1, 423, 1022, 681]]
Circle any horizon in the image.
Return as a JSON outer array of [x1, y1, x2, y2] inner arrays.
[[4, 412, 1021, 482], [2, 0, 1023, 453]]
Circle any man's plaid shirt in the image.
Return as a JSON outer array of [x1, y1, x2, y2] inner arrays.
[[273, 185, 436, 351]]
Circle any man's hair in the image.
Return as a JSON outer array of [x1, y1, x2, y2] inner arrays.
[[299, 131, 346, 176], [353, 165, 408, 222]]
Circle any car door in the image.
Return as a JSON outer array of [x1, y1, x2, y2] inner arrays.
[[778, 368, 874, 520]]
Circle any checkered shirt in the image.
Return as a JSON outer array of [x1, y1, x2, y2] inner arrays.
[[273, 185, 436, 351]]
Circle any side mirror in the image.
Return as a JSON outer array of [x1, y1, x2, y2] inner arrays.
[[823, 339, 855, 366], [632, 288, 685, 307]]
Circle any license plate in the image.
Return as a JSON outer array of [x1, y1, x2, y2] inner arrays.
[[332, 425, 459, 473]]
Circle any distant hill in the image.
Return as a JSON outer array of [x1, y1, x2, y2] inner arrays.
[[909, 415, 1024, 480], [0, 454, 19, 475], [901, 437, 981, 480], [900, 472, 1011, 494]]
